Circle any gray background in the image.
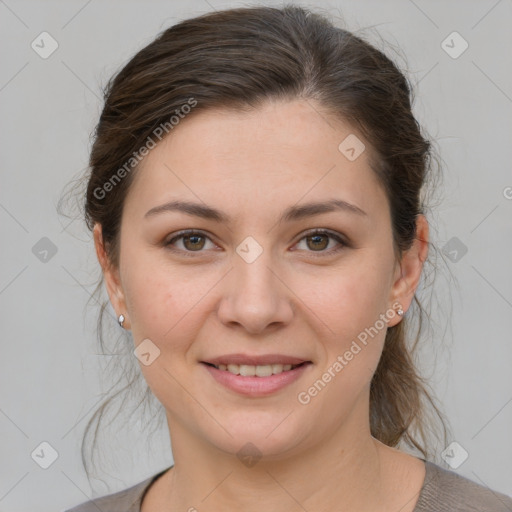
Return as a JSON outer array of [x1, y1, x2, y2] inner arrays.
[[1, 0, 511, 511]]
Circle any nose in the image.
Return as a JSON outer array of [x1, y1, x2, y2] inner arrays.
[[217, 250, 294, 335]]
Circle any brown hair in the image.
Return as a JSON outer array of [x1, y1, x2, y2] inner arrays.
[[66, 4, 451, 479]]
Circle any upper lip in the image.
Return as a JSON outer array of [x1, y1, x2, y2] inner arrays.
[[202, 354, 311, 366]]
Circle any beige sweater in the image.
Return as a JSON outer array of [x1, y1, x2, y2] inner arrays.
[[65, 459, 512, 511]]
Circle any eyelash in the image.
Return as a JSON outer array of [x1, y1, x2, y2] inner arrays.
[[164, 229, 348, 258]]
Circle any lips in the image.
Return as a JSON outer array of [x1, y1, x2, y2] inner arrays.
[[202, 359, 312, 396], [202, 353, 310, 366]]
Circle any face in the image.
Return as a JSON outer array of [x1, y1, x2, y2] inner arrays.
[[95, 98, 427, 461]]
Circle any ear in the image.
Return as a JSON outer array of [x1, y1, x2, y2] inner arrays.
[[93, 223, 130, 329], [387, 214, 429, 327]]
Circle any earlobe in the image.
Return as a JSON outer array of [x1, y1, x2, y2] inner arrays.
[[93, 223, 129, 328], [388, 214, 429, 324]]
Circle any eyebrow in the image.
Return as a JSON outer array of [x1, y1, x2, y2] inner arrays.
[[144, 198, 367, 223]]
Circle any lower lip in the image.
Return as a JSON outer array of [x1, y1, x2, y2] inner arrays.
[[201, 362, 312, 397]]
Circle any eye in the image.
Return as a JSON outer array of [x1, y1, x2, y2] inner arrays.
[[165, 230, 217, 256], [164, 228, 348, 258], [293, 229, 347, 256]]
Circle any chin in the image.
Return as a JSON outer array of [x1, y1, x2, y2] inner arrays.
[[199, 412, 308, 460]]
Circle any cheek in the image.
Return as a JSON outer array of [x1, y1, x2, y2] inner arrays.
[[124, 273, 168, 326], [121, 257, 181, 343], [124, 268, 195, 400], [305, 255, 393, 380], [305, 258, 392, 335], [122, 260, 213, 365]]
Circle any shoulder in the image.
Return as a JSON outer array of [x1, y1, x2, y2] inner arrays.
[[415, 460, 512, 512], [62, 467, 171, 512]]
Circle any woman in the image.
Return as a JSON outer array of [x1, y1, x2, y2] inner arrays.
[[65, 5, 512, 511]]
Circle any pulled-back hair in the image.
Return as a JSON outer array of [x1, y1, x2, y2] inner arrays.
[[68, 4, 450, 480]]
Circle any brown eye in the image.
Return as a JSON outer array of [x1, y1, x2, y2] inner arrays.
[[165, 228, 348, 258], [306, 233, 329, 251], [165, 230, 215, 255], [294, 229, 347, 256], [182, 234, 206, 251]]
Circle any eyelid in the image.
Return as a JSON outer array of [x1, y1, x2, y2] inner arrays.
[[298, 228, 347, 244], [164, 229, 219, 257], [164, 228, 348, 257], [292, 228, 348, 256]]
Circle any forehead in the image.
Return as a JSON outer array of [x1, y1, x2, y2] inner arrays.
[[124, 99, 388, 224]]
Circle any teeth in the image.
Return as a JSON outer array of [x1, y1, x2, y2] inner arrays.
[[215, 363, 298, 376]]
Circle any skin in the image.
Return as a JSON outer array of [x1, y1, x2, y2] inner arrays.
[[94, 98, 429, 512]]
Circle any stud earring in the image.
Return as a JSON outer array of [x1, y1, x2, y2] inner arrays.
[[118, 314, 125, 328], [396, 306, 404, 317]]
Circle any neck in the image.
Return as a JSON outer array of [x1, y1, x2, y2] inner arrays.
[[154, 397, 412, 512]]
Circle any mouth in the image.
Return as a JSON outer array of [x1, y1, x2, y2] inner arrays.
[[201, 361, 310, 377], [201, 360, 313, 396]]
